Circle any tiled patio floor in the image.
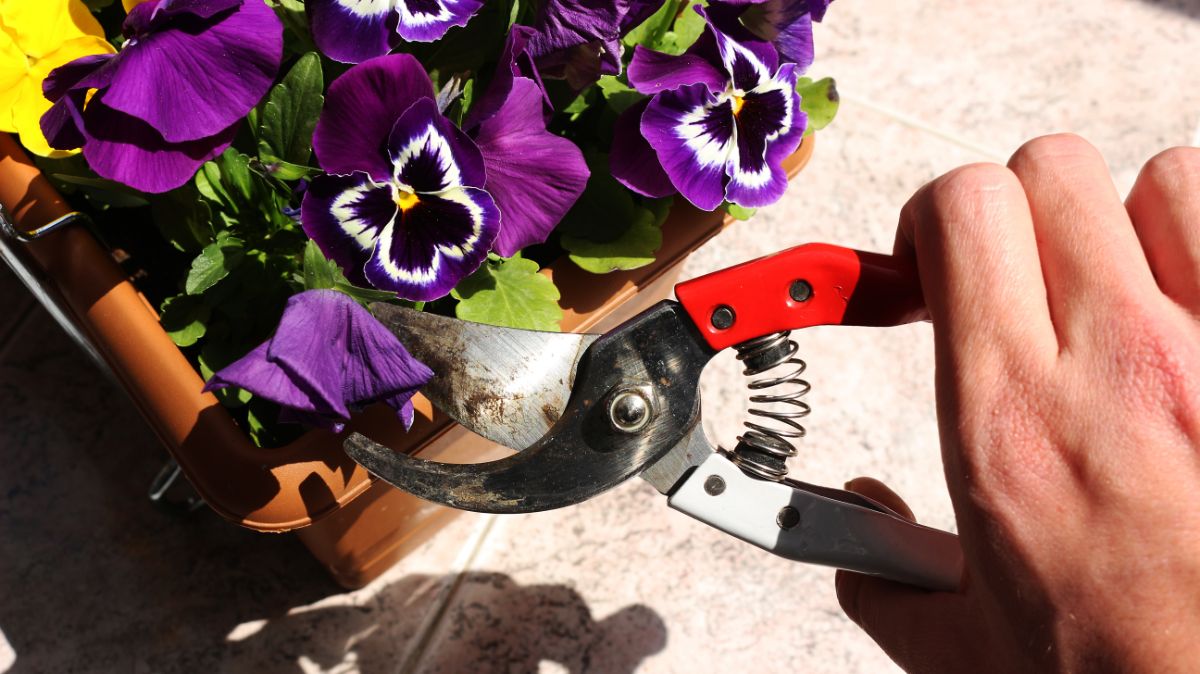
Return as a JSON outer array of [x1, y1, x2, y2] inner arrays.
[[2, 1, 1196, 672]]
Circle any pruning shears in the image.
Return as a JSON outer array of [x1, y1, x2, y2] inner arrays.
[[344, 243, 964, 591]]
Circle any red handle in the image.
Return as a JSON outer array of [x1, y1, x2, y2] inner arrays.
[[674, 243, 927, 351]]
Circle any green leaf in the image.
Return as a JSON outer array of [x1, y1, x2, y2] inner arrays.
[[259, 53, 324, 168], [596, 75, 643, 114], [186, 236, 246, 295], [301, 240, 339, 290], [217, 149, 254, 203], [265, 159, 318, 181], [556, 151, 637, 243], [451, 257, 562, 331], [658, 1, 707, 55], [150, 186, 215, 253], [332, 281, 398, 305], [796, 76, 840, 135], [724, 202, 757, 221], [561, 208, 662, 273], [622, 0, 681, 49], [159, 295, 210, 348]]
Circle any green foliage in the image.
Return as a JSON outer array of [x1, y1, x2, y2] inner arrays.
[[725, 203, 757, 221], [796, 76, 840, 136], [562, 206, 664, 273], [258, 53, 324, 169], [186, 234, 245, 295], [452, 257, 563, 331], [160, 295, 210, 348], [623, 1, 707, 55], [595, 76, 642, 114]]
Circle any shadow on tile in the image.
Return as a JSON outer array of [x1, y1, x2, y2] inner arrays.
[[411, 571, 666, 674], [1141, 0, 1200, 19]]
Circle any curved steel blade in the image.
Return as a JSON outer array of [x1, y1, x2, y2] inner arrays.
[[370, 303, 599, 451]]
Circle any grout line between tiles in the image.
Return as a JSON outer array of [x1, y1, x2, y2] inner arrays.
[[395, 513, 501, 674], [841, 93, 1010, 162]]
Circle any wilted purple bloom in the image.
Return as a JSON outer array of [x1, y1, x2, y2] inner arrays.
[[308, 0, 483, 63], [40, 0, 282, 193], [203, 290, 433, 433], [614, 7, 804, 210], [707, 0, 833, 69], [301, 53, 586, 300], [527, 0, 666, 88]]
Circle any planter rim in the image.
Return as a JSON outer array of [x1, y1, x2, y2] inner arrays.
[[0, 133, 814, 531]]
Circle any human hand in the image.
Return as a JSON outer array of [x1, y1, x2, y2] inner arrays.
[[836, 135, 1200, 673]]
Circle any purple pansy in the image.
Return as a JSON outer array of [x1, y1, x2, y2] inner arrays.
[[203, 290, 434, 433], [308, 0, 484, 63], [614, 7, 804, 210], [301, 53, 587, 300], [527, 0, 666, 88], [40, 0, 283, 194], [707, 0, 834, 69]]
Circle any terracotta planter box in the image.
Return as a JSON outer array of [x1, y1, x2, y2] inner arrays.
[[0, 133, 814, 588]]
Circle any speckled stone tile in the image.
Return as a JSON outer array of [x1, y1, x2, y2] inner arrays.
[[0, 261, 34, 355], [0, 300, 489, 673], [812, 0, 1199, 193]]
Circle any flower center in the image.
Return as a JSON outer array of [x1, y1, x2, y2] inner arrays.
[[394, 188, 420, 211], [731, 95, 746, 116]]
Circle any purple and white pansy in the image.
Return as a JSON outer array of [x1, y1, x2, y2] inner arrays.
[[40, 0, 283, 193], [308, 0, 483, 63], [614, 6, 805, 210], [301, 51, 588, 301], [707, 0, 830, 69]]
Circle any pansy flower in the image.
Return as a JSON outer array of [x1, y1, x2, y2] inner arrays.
[[707, 0, 834, 69], [613, 7, 804, 210], [204, 290, 433, 433], [526, 0, 666, 88], [308, 0, 483, 64], [301, 53, 587, 301], [40, 0, 283, 193], [0, 0, 115, 157]]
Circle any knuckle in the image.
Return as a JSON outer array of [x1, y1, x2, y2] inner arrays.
[[926, 163, 1022, 222], [1138, 146, 1200, 194], [1009, 133, 1102, 172]]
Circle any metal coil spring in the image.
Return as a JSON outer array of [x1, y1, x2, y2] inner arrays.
[[729, 331, 811, 481]]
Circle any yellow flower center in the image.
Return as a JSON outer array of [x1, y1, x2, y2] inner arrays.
[[731, 95, 746, 116], [395, 189, 420, 211]]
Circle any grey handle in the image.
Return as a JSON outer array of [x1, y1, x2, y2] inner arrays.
[[668, 453, 963, 591]]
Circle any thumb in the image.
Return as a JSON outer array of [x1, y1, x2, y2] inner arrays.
[[835, 477, 980, 673]]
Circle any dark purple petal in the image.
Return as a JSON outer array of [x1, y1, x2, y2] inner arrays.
[[463, 24, 545, 130], [308, 0, 394, 64], [394, 0, 484, 42], [734, 0, 814, 69], [626, 44, 726, 94], [726, 63, 804, 206], [807, 0, 831, 22], [610, 98, 676, 199], [313, 54, 436, 180], [41, 53, 116, 101], [641, 83, 732, 211], [471, 77, 589, 256], [301, 171, 399, 286], [364, 186, 500, 301], [619, 0, 667, 32], [387, 97, 487, 192], [77, 98, 236, 193], [527, 0, 620, 62], [150, 0, 243, 22], [203, 342, 348, 423], [205, 290, 434, 432], [701, 7, 778, 91], [104, 0, 282, 143]]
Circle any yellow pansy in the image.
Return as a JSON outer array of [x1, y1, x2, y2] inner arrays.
[[0, 0, 115, 157]]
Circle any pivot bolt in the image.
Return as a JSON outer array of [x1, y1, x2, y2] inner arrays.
[[777, 506, 800, 530], [609, 389, 651, 433], [711, 305, 735, 330], [789, 279, 813, 302], [704, 475, 726, 496]]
